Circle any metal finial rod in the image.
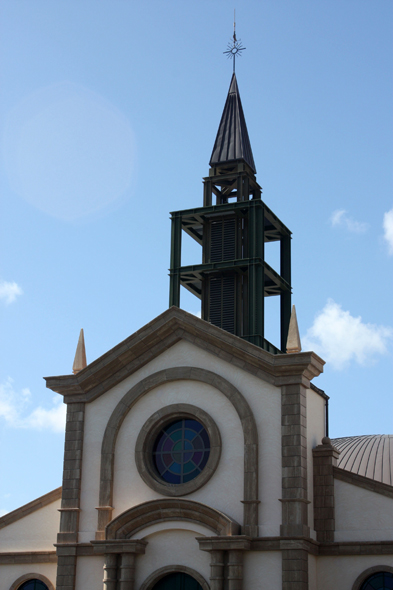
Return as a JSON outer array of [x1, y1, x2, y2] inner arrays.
[[223, 10, 245, 74]]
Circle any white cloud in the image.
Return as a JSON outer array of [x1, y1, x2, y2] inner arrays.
[[0, 377, 66, 433], [330, 209, 368, 234], [0, 280, 23, 305], [302, 299, 392, 370], [383, 208, 393, 255]]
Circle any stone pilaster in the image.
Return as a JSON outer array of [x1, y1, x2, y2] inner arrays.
[[103, 553, 118, 590], [56, 402, 85, 590], [209, 550, 225, 590], [197, 536, 250, 590], [119, 553, 136, 590], [227, 549, 244, 590], [282, 547, 308, 590], [280, 383, 309, 538], [312, 437, 340, 543], [55, 545, 77, 590]]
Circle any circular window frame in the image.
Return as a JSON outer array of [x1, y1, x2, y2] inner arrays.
[[135, 403, 221, 496]]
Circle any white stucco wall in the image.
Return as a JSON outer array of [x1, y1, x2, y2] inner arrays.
[[309, 554, 317, 590], [335, 479, 393, 541], [243, 551, 281, 588], [0, 563, 57, 590], [135, 529, 210, 589], [0, 499, 60, 552], [75, 556, 104, 590], [317, 555, 393, 590], [78, 339, 282, 542], [113, 379, 244, 523], [306, 388, 325, 540]]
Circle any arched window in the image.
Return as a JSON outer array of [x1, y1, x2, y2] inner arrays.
[[18, 581, 49, 590], [360, 572, 393, 590], [153, 572, 203, 590]]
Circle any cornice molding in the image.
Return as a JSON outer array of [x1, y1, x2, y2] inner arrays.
[[334, 466, 393, 499], [45, 307, 324, 403]]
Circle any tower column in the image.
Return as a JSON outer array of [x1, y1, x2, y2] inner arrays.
[[280, 233, 291, 351], [247, 201, 264, 347], [169, 213, 182, 307]]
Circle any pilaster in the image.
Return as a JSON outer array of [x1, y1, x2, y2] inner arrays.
[[312, 437, 340, 543], [56, 402, 85, 590]]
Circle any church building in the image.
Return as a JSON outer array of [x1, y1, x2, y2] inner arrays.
[[1, 71, 393, 590]]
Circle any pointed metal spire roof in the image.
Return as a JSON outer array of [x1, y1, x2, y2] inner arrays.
[[209, 73, 256, 173]]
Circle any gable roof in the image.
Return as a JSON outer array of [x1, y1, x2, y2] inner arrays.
[[209, 73, 256, 173], [0, 487, 61, 531], [45, 307, 324, 403]]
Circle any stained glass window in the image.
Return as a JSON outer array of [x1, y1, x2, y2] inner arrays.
[[18, 580, 49, 590], [360, 572, 393, 590], [153, 419, 210, 484]]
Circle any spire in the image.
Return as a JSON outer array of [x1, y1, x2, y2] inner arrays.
[[286, 305, 302, 354], [209, 73, 256, 173], [72, 329, 87, 374]]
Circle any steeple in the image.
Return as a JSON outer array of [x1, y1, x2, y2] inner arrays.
[[169, 73, 292, 354], [210, 73, 256, 173]]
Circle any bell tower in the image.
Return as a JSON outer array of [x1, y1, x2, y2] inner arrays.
[[169, 73, 292, 353]]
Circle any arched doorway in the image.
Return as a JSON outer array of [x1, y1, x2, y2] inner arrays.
[[153, 572, 203, 590]]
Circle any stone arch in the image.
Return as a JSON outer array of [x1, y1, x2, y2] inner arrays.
[[139, 565, 210, 590], [97, 366, 259, 535], [9, 574, 55, 590], [352, 566, 393, 590], [106, 498, 240, 539]]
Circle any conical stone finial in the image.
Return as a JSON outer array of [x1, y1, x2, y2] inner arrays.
[[286, 305, 302, 354], [72, 329, 87, 374]]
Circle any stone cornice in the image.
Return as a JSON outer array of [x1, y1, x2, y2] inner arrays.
[[45, 307, 324, 403], [0, 551, 57, 564], [334, 466, 393, 499], [0, 487, 62, 530], [51, 538, 393, 557]]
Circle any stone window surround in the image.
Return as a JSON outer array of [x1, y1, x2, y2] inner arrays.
[[135, 403, 221, 496], [104, 498, 240, 539], [97, 366, 259, 537], [9, 573, 55, 590], [352, 565, 393, 590], [139, 565, 210, 590]]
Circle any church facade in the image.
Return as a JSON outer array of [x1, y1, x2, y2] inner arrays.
[[1, 74, 392, 590]]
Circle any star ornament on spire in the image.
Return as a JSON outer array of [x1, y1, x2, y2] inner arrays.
[[223, 13, 246, 73]]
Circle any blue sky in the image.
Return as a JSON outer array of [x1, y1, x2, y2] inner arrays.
[[0, 0, 392, 514]]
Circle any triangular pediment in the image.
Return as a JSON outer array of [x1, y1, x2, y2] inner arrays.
[[45, 307, 324, 403]]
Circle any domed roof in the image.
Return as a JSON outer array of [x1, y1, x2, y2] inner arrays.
[[331, 435, 393, 486]]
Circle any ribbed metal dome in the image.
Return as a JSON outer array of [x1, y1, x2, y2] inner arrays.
[[331, 435, 393, 486]]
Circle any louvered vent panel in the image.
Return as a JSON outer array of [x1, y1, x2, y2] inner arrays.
[[223, 219, 236, 260], [210, 219, 236, 262], [210, 222, 223, 262], [209, 278, 222, 327], [222, 276, 235, 333], [208, 276, 235, 334]]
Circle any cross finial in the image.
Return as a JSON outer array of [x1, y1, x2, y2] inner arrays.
[[224, 10, 246, 73]]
